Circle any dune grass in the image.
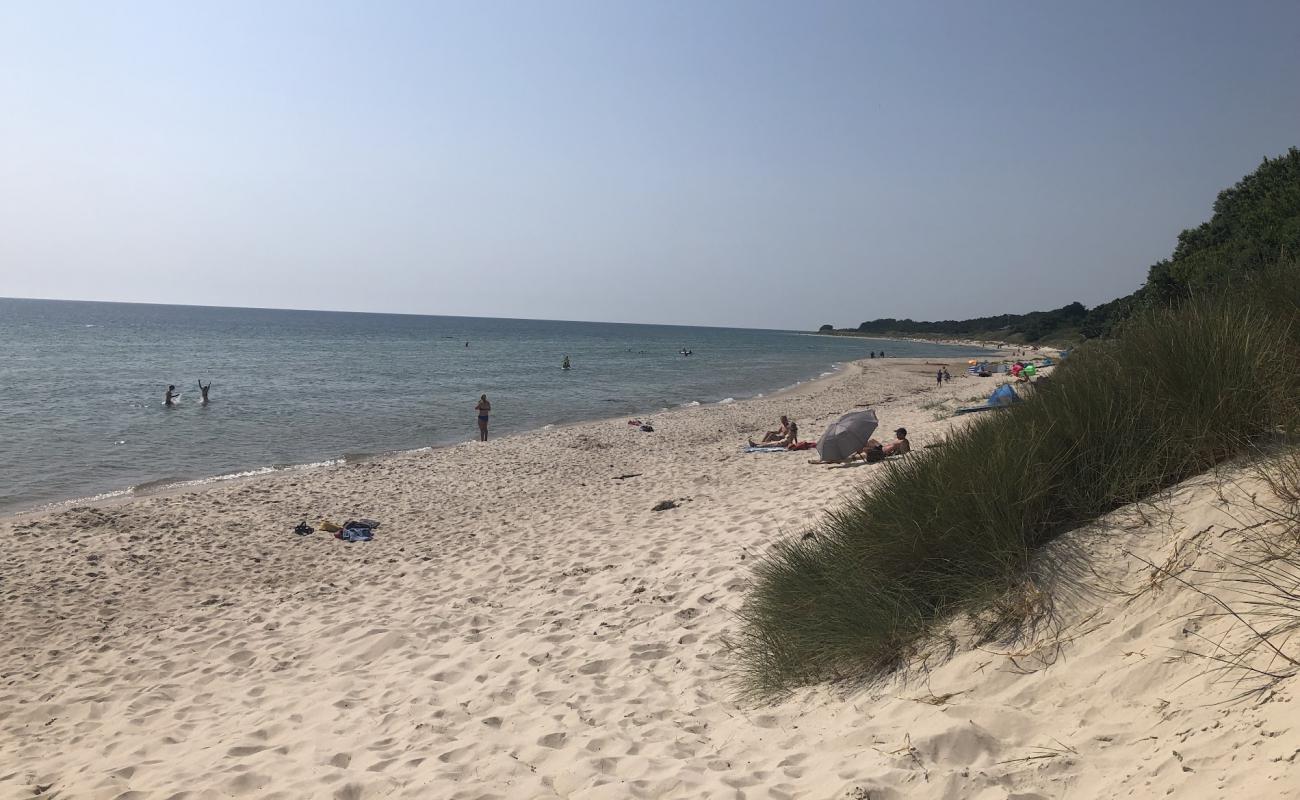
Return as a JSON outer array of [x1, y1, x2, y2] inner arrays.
[[736, 267, 1300, 698]]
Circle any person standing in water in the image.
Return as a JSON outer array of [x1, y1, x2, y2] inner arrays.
[[197, 380, 212, 404], [475, 394, 491, 442], [164, 385, 178, 406]]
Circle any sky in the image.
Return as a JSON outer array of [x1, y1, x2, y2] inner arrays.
[[2, 1, 1298, 330]]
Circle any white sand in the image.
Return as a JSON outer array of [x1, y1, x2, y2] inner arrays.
[[3, 357, 1297, 799]]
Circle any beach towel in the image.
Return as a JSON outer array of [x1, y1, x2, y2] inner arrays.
[[335, 528, 374, 542], [745, 445, 789, 453]]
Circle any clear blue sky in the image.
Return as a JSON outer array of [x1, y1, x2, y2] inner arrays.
[[2, 1, 1297, 329]]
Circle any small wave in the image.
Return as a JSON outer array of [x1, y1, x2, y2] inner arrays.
[[286, 459, 345, 470], [129, 459, 345, 497], [681, 400, 701, 407], [133, 476, 192, 494], [717, 397, 735, 404], [41, 487, 133, 511]]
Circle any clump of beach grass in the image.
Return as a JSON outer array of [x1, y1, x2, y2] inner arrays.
[[736, 266, 1300, 698]]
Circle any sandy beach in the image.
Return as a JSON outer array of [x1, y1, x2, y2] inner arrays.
[[4, 355, 1298, 799]]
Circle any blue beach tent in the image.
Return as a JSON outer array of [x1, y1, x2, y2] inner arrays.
[[954, 383, 1022, 415], [988, 383, 1021, 406]]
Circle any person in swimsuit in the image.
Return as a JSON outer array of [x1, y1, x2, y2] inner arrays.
[[164, 385, 177, 406], [859, 428, 911, 462], [749, 419, 797, 449], [755, 415, 791, 444], [198, 380, 211, 404], [475, 394, 491, 442]]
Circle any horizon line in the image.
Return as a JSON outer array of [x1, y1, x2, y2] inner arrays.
[[0, 294, 822, 335]]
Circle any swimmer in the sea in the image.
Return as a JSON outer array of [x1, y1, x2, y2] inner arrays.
[[165, 385, 178, 406], [198, 380, 211, 404]]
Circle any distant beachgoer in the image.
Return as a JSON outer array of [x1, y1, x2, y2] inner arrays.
[[756, 415, 791, 444], [869, 351, 875, 359], [475, 394, 491, 442], [750, 418, 797, 449], [880, 350, 886, 358], [164, 384, 177, 407], [198, 380, 211, 404], [562, 355, 571, 370], [465, 341, 469, 348], [942, 367, 951, 382], [936, 369, 943, 386]]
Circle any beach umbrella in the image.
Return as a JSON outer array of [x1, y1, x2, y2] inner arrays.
[[816, 409, 879, 462]]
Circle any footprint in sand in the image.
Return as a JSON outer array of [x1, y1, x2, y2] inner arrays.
[[226, 745, 269, 757]]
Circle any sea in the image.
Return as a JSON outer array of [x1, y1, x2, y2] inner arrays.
[[0, 298, 993, 516]]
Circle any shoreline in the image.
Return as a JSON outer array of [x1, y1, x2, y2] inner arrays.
[[3, 342, 996, 523], [810, 330, 1067, 353], [0, 361, 855, 523]]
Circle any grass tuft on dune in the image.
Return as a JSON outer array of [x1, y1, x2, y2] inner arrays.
[[736, 265, 1300, 698]]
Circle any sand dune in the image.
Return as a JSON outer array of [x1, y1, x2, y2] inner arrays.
[[4, 357, 1297, 799]]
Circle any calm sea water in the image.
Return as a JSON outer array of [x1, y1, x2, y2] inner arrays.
[[0, 298, 991, 515]]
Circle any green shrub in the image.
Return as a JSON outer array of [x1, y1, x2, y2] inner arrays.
[[736, 268, 1300, 698]]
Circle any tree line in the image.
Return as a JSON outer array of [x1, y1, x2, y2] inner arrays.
[[822, 147, 1300, 343]]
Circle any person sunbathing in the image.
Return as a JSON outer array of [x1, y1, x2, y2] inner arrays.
[[750, 418, 797, 449], [859, 428, 910, 462], [755, 415, 791, 444]]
